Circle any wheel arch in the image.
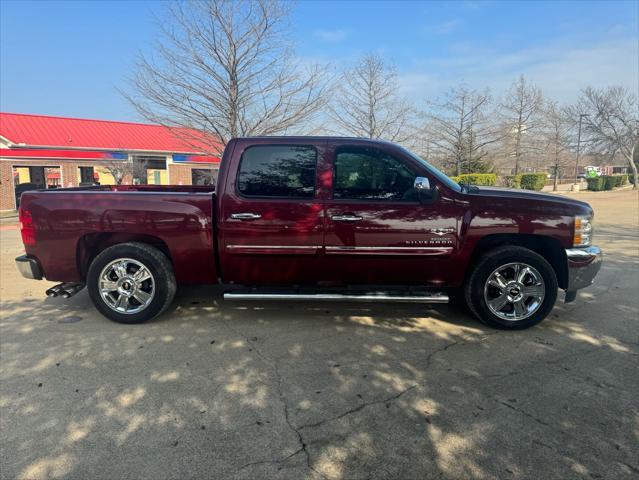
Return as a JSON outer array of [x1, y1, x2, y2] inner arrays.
[[467, 234, 568, 289], [77, 233, 172, 281]]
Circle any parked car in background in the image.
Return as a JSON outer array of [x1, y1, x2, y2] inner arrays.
[[16, 137, 602, 329]]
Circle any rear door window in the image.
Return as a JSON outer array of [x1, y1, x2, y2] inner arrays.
[[237, 145, 317, 198]]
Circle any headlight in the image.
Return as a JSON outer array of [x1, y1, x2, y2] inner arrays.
[[573, 215, 593, 247]]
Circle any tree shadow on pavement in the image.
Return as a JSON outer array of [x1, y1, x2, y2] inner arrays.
[[1, 252, 637, 480]]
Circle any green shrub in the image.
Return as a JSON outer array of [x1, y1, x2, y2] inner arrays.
[[614, 175, 628, 188], [519, 173, 546, 191], [600, 175, 626, 190], [450, 173, 497, 186], [586, 177, 604, 191], [503, 174, 522, 188], [602, 176, 613, 190]]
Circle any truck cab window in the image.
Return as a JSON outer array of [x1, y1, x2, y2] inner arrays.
[[237, 145, 316, 198], [333, 147, 417, 201]]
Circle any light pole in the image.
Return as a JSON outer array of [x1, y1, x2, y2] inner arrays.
[[574, 113, 589, 185]]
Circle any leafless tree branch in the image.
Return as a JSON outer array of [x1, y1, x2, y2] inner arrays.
[[425, 84, 499, 175], [122, 0, 331, 156], [498, 75, 544, 175], [327, 53, 417, 145], [567, 86, 638, 188]]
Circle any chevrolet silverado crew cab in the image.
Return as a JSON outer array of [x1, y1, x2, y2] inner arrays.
[[15, 137, 602, 329]]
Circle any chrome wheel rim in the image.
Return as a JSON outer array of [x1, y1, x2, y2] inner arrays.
[[98, 258, 155, 314], [483, 262, 545, 321]]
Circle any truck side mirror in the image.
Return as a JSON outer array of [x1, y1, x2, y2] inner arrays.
[[414, 177, 430, 191], [414, 176, 436, 203]]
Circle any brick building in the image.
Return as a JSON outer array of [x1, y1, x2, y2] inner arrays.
[[0, 113, 221, 211]]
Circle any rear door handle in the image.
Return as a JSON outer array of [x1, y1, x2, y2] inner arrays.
[[230, 212, 262, 220], [331, 214, 363, 222]]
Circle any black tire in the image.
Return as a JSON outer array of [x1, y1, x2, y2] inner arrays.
[[464, 246, 558, 330], [87, 242, 176, 324]]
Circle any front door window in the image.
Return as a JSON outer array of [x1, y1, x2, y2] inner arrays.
[[334, 147, 418, 202]]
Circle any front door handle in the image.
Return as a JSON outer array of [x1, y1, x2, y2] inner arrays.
[[331, 214, 363, 222], [231, 212, 262, 220]]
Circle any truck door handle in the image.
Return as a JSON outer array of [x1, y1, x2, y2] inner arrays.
[[331, 214, 363, 222], [230, 212, 262, 220]]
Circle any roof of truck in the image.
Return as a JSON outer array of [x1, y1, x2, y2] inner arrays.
[[231, 136, 405, 152], [233, 136, 396, 143]]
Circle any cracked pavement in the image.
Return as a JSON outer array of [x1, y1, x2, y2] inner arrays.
[[1, 190, 638, 479]]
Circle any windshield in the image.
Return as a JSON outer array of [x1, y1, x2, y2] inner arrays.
[[399, 146, 462, 193]]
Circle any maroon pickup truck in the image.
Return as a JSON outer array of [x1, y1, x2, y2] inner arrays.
[[16, 137, 602, 329]]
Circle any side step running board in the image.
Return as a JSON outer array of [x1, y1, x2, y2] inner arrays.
[[223, 292, 449, 303]]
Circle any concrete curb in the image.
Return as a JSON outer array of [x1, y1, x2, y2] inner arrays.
[[0, 210, 18, 219]]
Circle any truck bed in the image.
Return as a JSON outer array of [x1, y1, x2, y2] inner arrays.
[[19, 186, 218, 285], [43, 184, 215, 194]]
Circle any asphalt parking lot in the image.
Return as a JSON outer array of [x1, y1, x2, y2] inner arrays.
[[1, 190, 637, 480]]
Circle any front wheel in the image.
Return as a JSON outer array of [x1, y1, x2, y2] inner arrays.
[[87, 242, 176, 324], [464, 246, 558, 329]]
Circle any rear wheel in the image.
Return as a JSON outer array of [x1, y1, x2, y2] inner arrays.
[[87, 243, 176, 324], [464, 246, 557, 329]]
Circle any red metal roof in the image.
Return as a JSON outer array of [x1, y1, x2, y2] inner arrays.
[[0, 148, 123, 160], [0, 112, 222, 154]]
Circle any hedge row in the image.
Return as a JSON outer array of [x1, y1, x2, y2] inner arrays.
[[450, 172, 546, 190], [503, 174, 522, 188], [501, 173, 546, 191], [450, 173, 497, 186], [449, 172, 631, 191], [586, 175, 628, 191], [519, 173, 547, 191]]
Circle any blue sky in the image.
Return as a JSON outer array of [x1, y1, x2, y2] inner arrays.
[[1, 0, 637, 121]]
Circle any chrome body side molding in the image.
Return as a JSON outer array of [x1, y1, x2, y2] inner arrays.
[[226, 245, 322, 255], [325, 246, 453, 255]]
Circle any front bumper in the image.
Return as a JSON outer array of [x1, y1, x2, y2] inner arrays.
[[15, 254, 43, 280], [565, 246, 602, 297]]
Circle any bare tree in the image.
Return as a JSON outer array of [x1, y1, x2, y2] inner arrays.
[[103, 158, 148, 185], [542, 101, 572, 191], [499, 75, 543, 174], [123, 0, 330, 154], [328, 53, 415, 143], [425, 84, 498, 175], [103, 161, 129, 185], [570, 86, 638, 188]]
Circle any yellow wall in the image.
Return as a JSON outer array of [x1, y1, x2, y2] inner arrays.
[[12, 165, 168, 186], [147, 169, 168, 185], [94, 167, 116, 185], [92, 167, 167, 185], [16, 166, 118, 186], [14, 167, 30, 184]]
